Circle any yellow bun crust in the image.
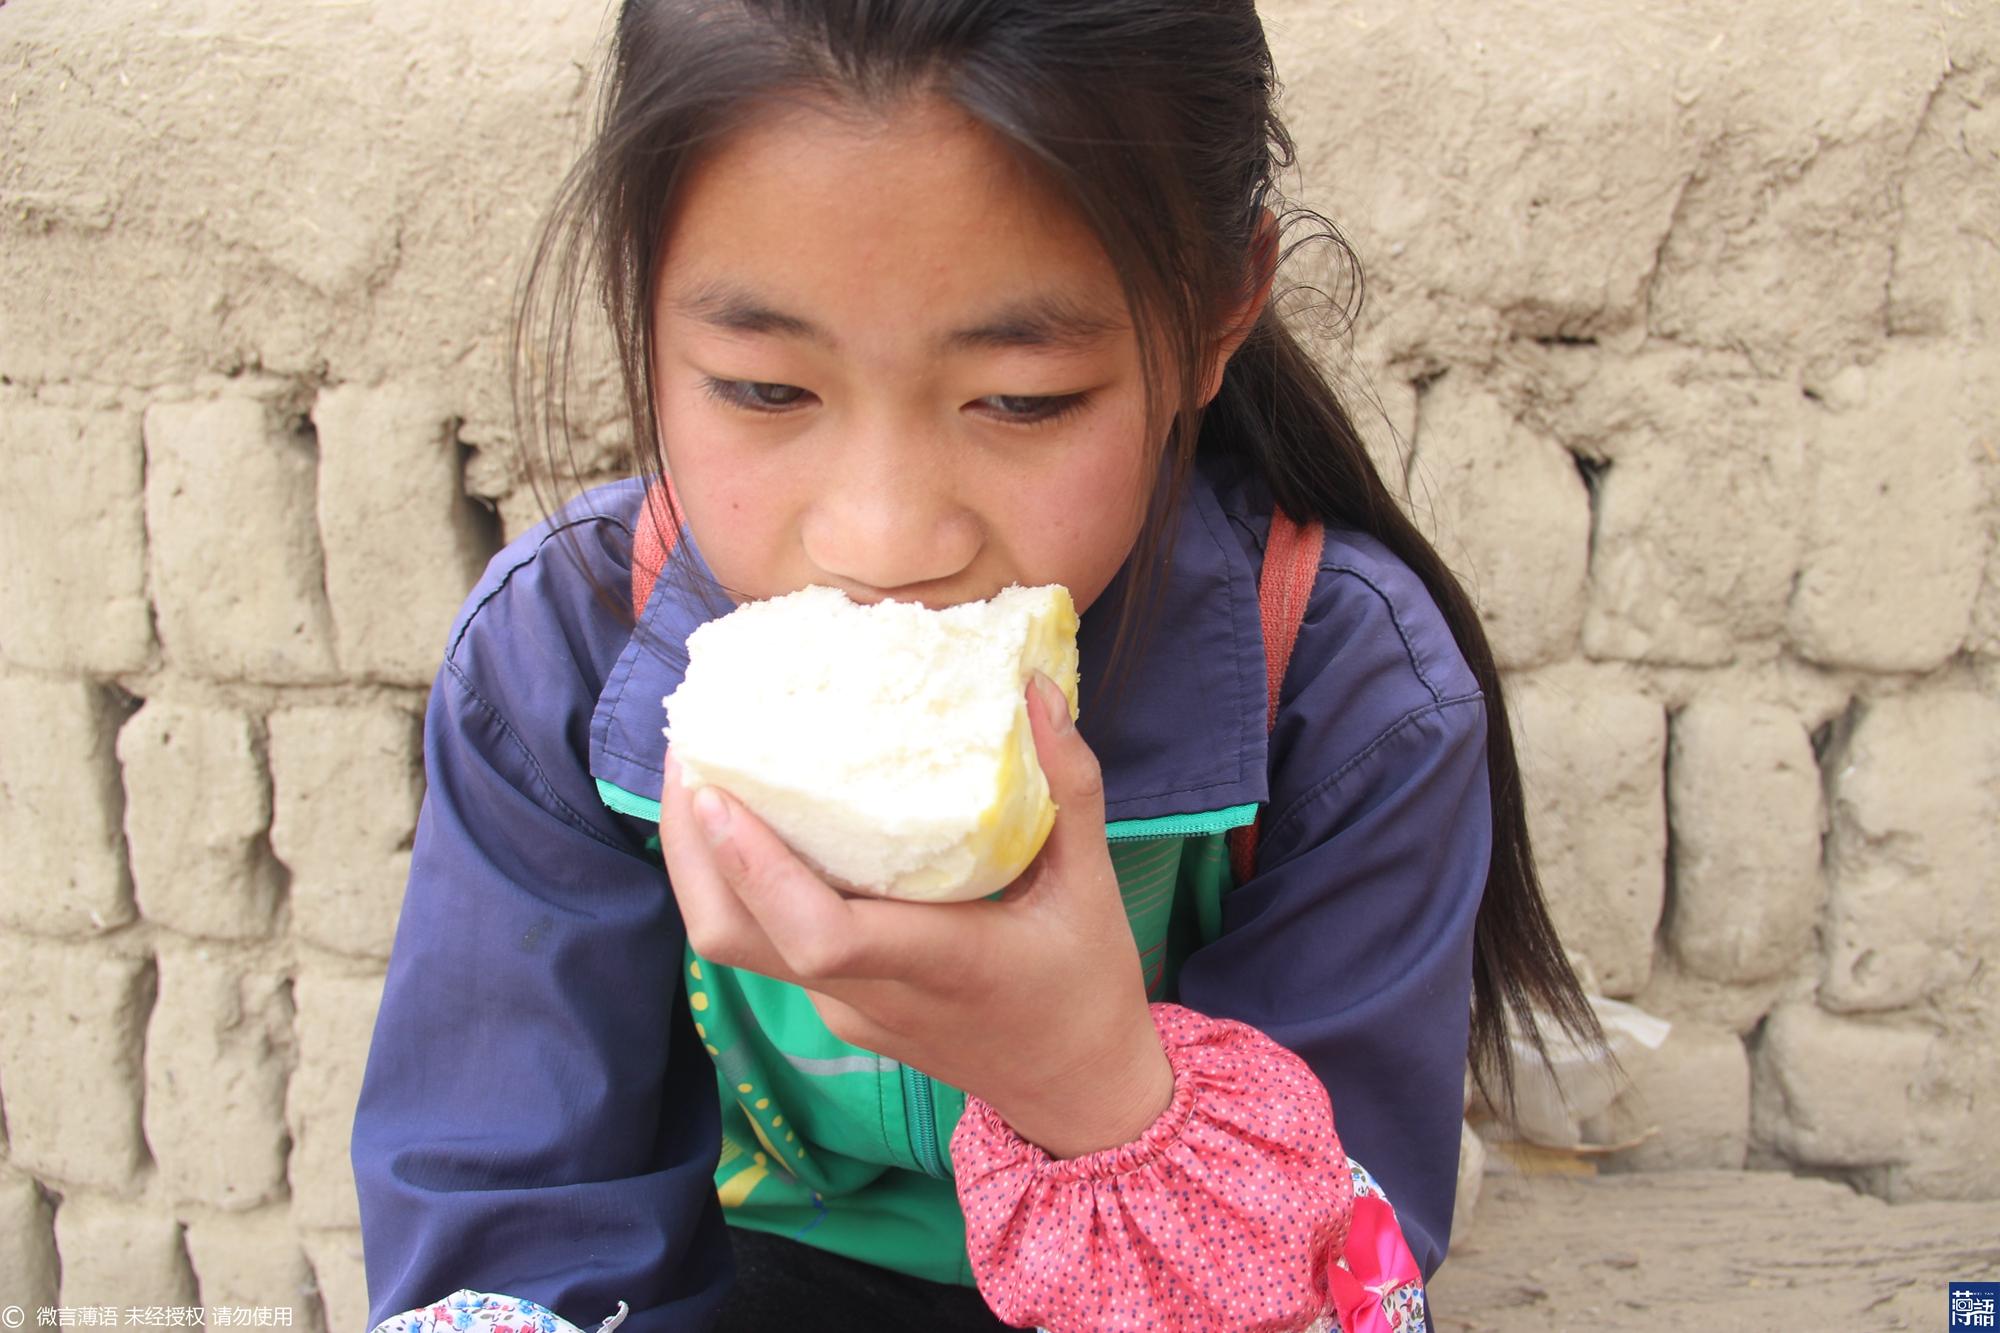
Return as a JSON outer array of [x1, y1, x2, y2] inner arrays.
[[663, 584, 1080, 902]]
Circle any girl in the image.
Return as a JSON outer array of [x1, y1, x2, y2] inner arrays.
[[353, 3, 1596, 1331]]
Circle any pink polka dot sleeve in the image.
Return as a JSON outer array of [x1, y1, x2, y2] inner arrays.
[[950, 1003, 1354, 1332]]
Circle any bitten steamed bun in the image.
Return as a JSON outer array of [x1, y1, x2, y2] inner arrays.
[[663, 584, 1080, 902]]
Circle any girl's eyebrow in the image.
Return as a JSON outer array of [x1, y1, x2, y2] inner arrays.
[[943, 296, 1127, 352], [667, 279, 1125, 352]]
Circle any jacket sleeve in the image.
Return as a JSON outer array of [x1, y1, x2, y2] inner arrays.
[[1182, 689, 1488, 1283], [950, 604, 1484, 1331], [352, 643, 731, 1329]]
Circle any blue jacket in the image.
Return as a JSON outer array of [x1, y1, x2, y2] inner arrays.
[[352, 445, 1490, 1330]]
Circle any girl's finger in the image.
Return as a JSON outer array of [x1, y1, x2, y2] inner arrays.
[[665, 756, 923, 1038], [660, 750, 793, 981], [694, 778, 985, 988], [1020, 671, 1112, 879], [683, 778, 881, 982]]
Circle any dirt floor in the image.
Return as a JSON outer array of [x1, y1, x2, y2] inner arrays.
[[1426, 1169, 2000, 1331]]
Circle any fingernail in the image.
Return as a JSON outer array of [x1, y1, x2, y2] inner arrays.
[[1034, 673, 1074, 734], [663, 751, 680, 787], [692, 786, 732, 845]]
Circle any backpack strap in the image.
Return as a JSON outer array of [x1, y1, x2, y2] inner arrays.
[[632, 478, 684, 622], [1226, 507, 1326, 888]]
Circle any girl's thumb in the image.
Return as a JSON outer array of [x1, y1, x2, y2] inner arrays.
[[1026, 672, 1107, 864]]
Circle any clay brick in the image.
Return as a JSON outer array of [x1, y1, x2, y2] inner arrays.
[[1752, 1003, 1932, 1168], [1889, 66, 2000, 337], [1665, 700, 1825, 984], [267, 706, 421, 961], [1821, 690, 2000, 1012], [312, 383, 497, 686], [183, 1207, 325, 1330], [0, 1169, 59, 1311], [299, 1229, 369, 1333], [1508, 671, 1667, 997], [52, 1195, 197, 1308], [0, 0, 610, 390], [287, 971, 386, 1230], [1635, 955, 1787, 1043], [1272, 3, 1702, 348], [1974, 535, 2000, 661], [1645, 12, 1943, 367], [144, 395, 337, 684], [1585, 1022, 1750, 1171], [0, 675, 134, 937], [1412, 378, 1589, 669], [118, 702, 281, 942], [0, 395, 152, 673], [1788, 349, 1989, 671], [143, 946, 292, 1211], [1546, 356, 1810, 665], [1889, 1001, 2000, 1202], [0, 939, 151, 1189]]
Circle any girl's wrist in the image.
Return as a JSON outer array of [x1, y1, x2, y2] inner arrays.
[[989, 1017, 1176, 1160]]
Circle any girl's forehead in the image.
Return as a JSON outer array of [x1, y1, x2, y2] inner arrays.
[[655, 92, 1131, 339]]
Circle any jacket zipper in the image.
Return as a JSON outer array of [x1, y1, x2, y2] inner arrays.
[[1105, 802, 1257, 841], [597, 778, 663, 823], [901, 1064, 949, 1179]]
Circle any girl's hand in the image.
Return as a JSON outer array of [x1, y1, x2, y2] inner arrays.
[[660, 673, 1174, 1160]]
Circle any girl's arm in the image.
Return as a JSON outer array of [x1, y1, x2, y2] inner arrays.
[[1177, 570, 1489, 1282], [952, 551, 1486, 1332], [352, 518, 731, 1332]]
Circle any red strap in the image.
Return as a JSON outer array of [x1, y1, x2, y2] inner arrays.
[[632, 478, 684, 621], [1228, 507, 1325, 888]]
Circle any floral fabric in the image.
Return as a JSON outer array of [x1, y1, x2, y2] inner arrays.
[[369, 1292, 624, 1333]]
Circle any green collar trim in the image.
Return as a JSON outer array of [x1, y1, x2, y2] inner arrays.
[[598, 778, 662, 823], [1104, 803, 1256, 840]]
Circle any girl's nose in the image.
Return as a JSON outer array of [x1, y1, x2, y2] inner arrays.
[[802, 445, 981, 601]]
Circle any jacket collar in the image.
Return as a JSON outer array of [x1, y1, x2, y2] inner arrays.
[[588, 454, 1269, 827]]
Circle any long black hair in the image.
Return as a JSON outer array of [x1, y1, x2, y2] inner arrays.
[[514, 0, 1600, 1114]]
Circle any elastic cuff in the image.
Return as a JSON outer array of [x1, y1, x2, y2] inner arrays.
[[954, 1002, 1292, 1182], [950, 1003, 1354, 1331]]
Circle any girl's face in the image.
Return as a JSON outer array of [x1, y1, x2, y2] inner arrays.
[[650, 93, 1158, 614]]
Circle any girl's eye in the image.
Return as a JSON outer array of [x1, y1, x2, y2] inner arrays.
[[974, 393, 1089, 426], [703, 378, 812, 412]]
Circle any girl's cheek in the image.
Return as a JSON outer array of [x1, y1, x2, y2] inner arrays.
[[654, 399, 784, 572], [1078, 404, 1158, 513], [1013, 421, 1155, 602]]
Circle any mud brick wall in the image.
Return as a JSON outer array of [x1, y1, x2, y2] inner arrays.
[[2, 1, 1996, 1323]]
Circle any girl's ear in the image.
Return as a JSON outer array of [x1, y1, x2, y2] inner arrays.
[[1197, 207, 1280, 407]]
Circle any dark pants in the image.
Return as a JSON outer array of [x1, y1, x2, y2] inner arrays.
[[711, 1226, 1020, 1331]]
